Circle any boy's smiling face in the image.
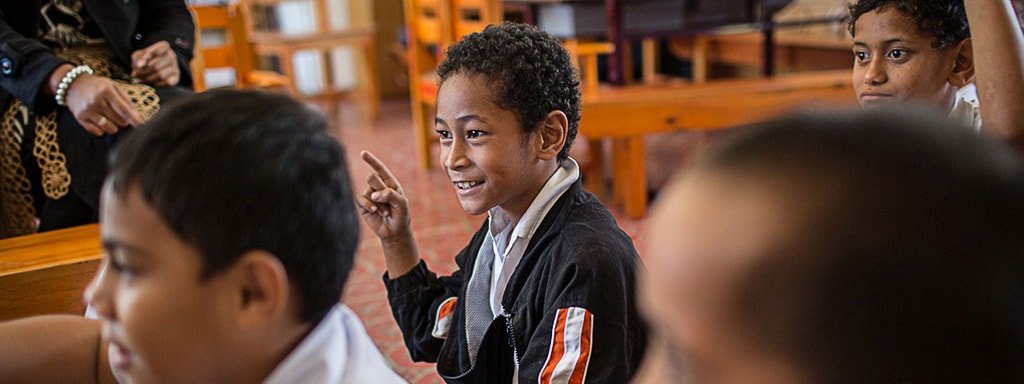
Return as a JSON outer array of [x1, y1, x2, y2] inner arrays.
[[435, 71, 546, 219], [85, 184, 242, 383], [852, 8, 965, 111]]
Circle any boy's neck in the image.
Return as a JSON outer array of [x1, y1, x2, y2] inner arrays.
[[232, 319, 315, 382], [941, 88, 959, 115], [497, 159, 562, 224]]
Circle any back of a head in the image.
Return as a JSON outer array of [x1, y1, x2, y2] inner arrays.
[[107, 90, 359, 324], [699, 109, 1024, 383]]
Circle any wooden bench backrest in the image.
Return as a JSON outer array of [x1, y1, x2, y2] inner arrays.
[[580, 69, 857, 137], [0, 225, 102, 321]]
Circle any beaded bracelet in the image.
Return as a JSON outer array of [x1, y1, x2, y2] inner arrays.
[[55, 65, 94, 107]]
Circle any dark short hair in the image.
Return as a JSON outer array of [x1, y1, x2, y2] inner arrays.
[[697, 109, 1024, 382], [848, 0, 971, 49], [437, 22, 581, 160], [107, 90, 359, 324]]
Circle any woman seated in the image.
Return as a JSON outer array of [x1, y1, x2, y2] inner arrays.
[[0, 0, 194, 237]]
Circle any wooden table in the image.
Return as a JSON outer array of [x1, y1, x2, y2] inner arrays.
[[0, 225, 103, 321], [580, 69, 856, 218]]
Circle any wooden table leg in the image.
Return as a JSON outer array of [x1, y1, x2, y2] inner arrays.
[[583, 137, 608, 201], [612, 136, 647, 218]]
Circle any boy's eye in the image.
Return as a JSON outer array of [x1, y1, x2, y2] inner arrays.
[[108, 259, 137, 278], [436, 130, 452, 140], [466, 130, 486, 139], [887, 49, 906, 60], [854, 51, 869, 62]]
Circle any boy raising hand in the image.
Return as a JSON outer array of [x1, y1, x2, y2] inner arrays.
[[849, 0, 1024, 151], [359, 23, 647, 383]]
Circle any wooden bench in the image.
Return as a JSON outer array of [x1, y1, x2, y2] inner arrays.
[[0, 225, 102, 322], [579, 69, 857, 218]]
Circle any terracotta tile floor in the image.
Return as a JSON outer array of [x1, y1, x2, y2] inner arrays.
[[331, 100, 649, 383]]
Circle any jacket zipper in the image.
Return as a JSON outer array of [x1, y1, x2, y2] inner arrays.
[[501, 309, 520, 367]]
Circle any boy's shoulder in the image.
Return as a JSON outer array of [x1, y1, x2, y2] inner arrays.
[[537, 184, 639, 266], [265, 305, 406, 384]]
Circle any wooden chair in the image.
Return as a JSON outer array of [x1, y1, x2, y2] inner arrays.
[[239, 0, 380, 121], [189, 3, 294, 92], [562, 39, 616, 200], [450, 0, 502, 40], [405, 0, 451, 169], [0, 225, 102, 321]]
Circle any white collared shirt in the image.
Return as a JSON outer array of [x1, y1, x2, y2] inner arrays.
[[485, 158, 581, 317], [264, 304, 407, 383], [951, 83, 982, 132]]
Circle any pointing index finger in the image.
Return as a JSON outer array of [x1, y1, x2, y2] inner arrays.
[[361, 151, 401, 190]]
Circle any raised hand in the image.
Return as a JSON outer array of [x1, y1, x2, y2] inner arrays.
[[357, 150, 411, 241], [131, 41, 180, 87], [65, 74, 144, 136]]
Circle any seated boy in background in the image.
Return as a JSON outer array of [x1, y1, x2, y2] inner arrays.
[[358, 23, 647, 382], [849, 0, 1024, 151], [0, 90, 406, 383], [638, 109, 1024, 383]]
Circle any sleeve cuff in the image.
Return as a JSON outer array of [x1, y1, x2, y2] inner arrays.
[[382, 260, 435, 294]]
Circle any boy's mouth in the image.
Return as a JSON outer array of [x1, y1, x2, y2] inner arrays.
[[108, 341, 136, 371], [859, 92, 891, 102], [454, 180, 484, 190]]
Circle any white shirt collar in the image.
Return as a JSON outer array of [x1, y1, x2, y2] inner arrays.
[[487, 158, 580, 256], [950, 84, 982, 132], [263, 304, 405, 383], [483, 159, 580, 317]]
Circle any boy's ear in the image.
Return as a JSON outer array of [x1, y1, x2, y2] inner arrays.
[[535, 110, 568, 160], [948, 38, 975, 87], [230, 250, 291, 328]]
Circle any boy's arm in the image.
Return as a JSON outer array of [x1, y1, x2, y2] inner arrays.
[[359, 149, 466, 361], [516, 243, 646, 383], [358, 151, 422, 277], [0, 316, 116, 384], [385, 262, 465, 362], [967, 0, 1024, 152]]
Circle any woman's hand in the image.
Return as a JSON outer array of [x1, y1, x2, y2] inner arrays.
[[65, 74, 143, 136], [130, 41, 180, 87]]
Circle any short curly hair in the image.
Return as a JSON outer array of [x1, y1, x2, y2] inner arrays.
[[437, 22, 581, 160], [848, 0, 970, 49]]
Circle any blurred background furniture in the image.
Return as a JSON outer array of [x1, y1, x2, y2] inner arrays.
[[189, 3, 295, 92], [239, 0, 380, 120]]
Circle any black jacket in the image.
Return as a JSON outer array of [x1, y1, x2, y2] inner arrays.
[[385, 180, 647, 383], [0, 0, 194, 110]]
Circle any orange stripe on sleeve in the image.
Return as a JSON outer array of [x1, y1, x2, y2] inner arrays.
[[431, 297, 458, 339], [568, 310, 593, 384], [539, 308, 570, 384]]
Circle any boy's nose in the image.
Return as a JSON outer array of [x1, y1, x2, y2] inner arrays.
[[443, 139, 470, 170], [863, 60, 887, 85], [83, 260, 116, 320]]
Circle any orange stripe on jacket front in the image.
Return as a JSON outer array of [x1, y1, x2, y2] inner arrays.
[[539, 307, 594, 384]]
